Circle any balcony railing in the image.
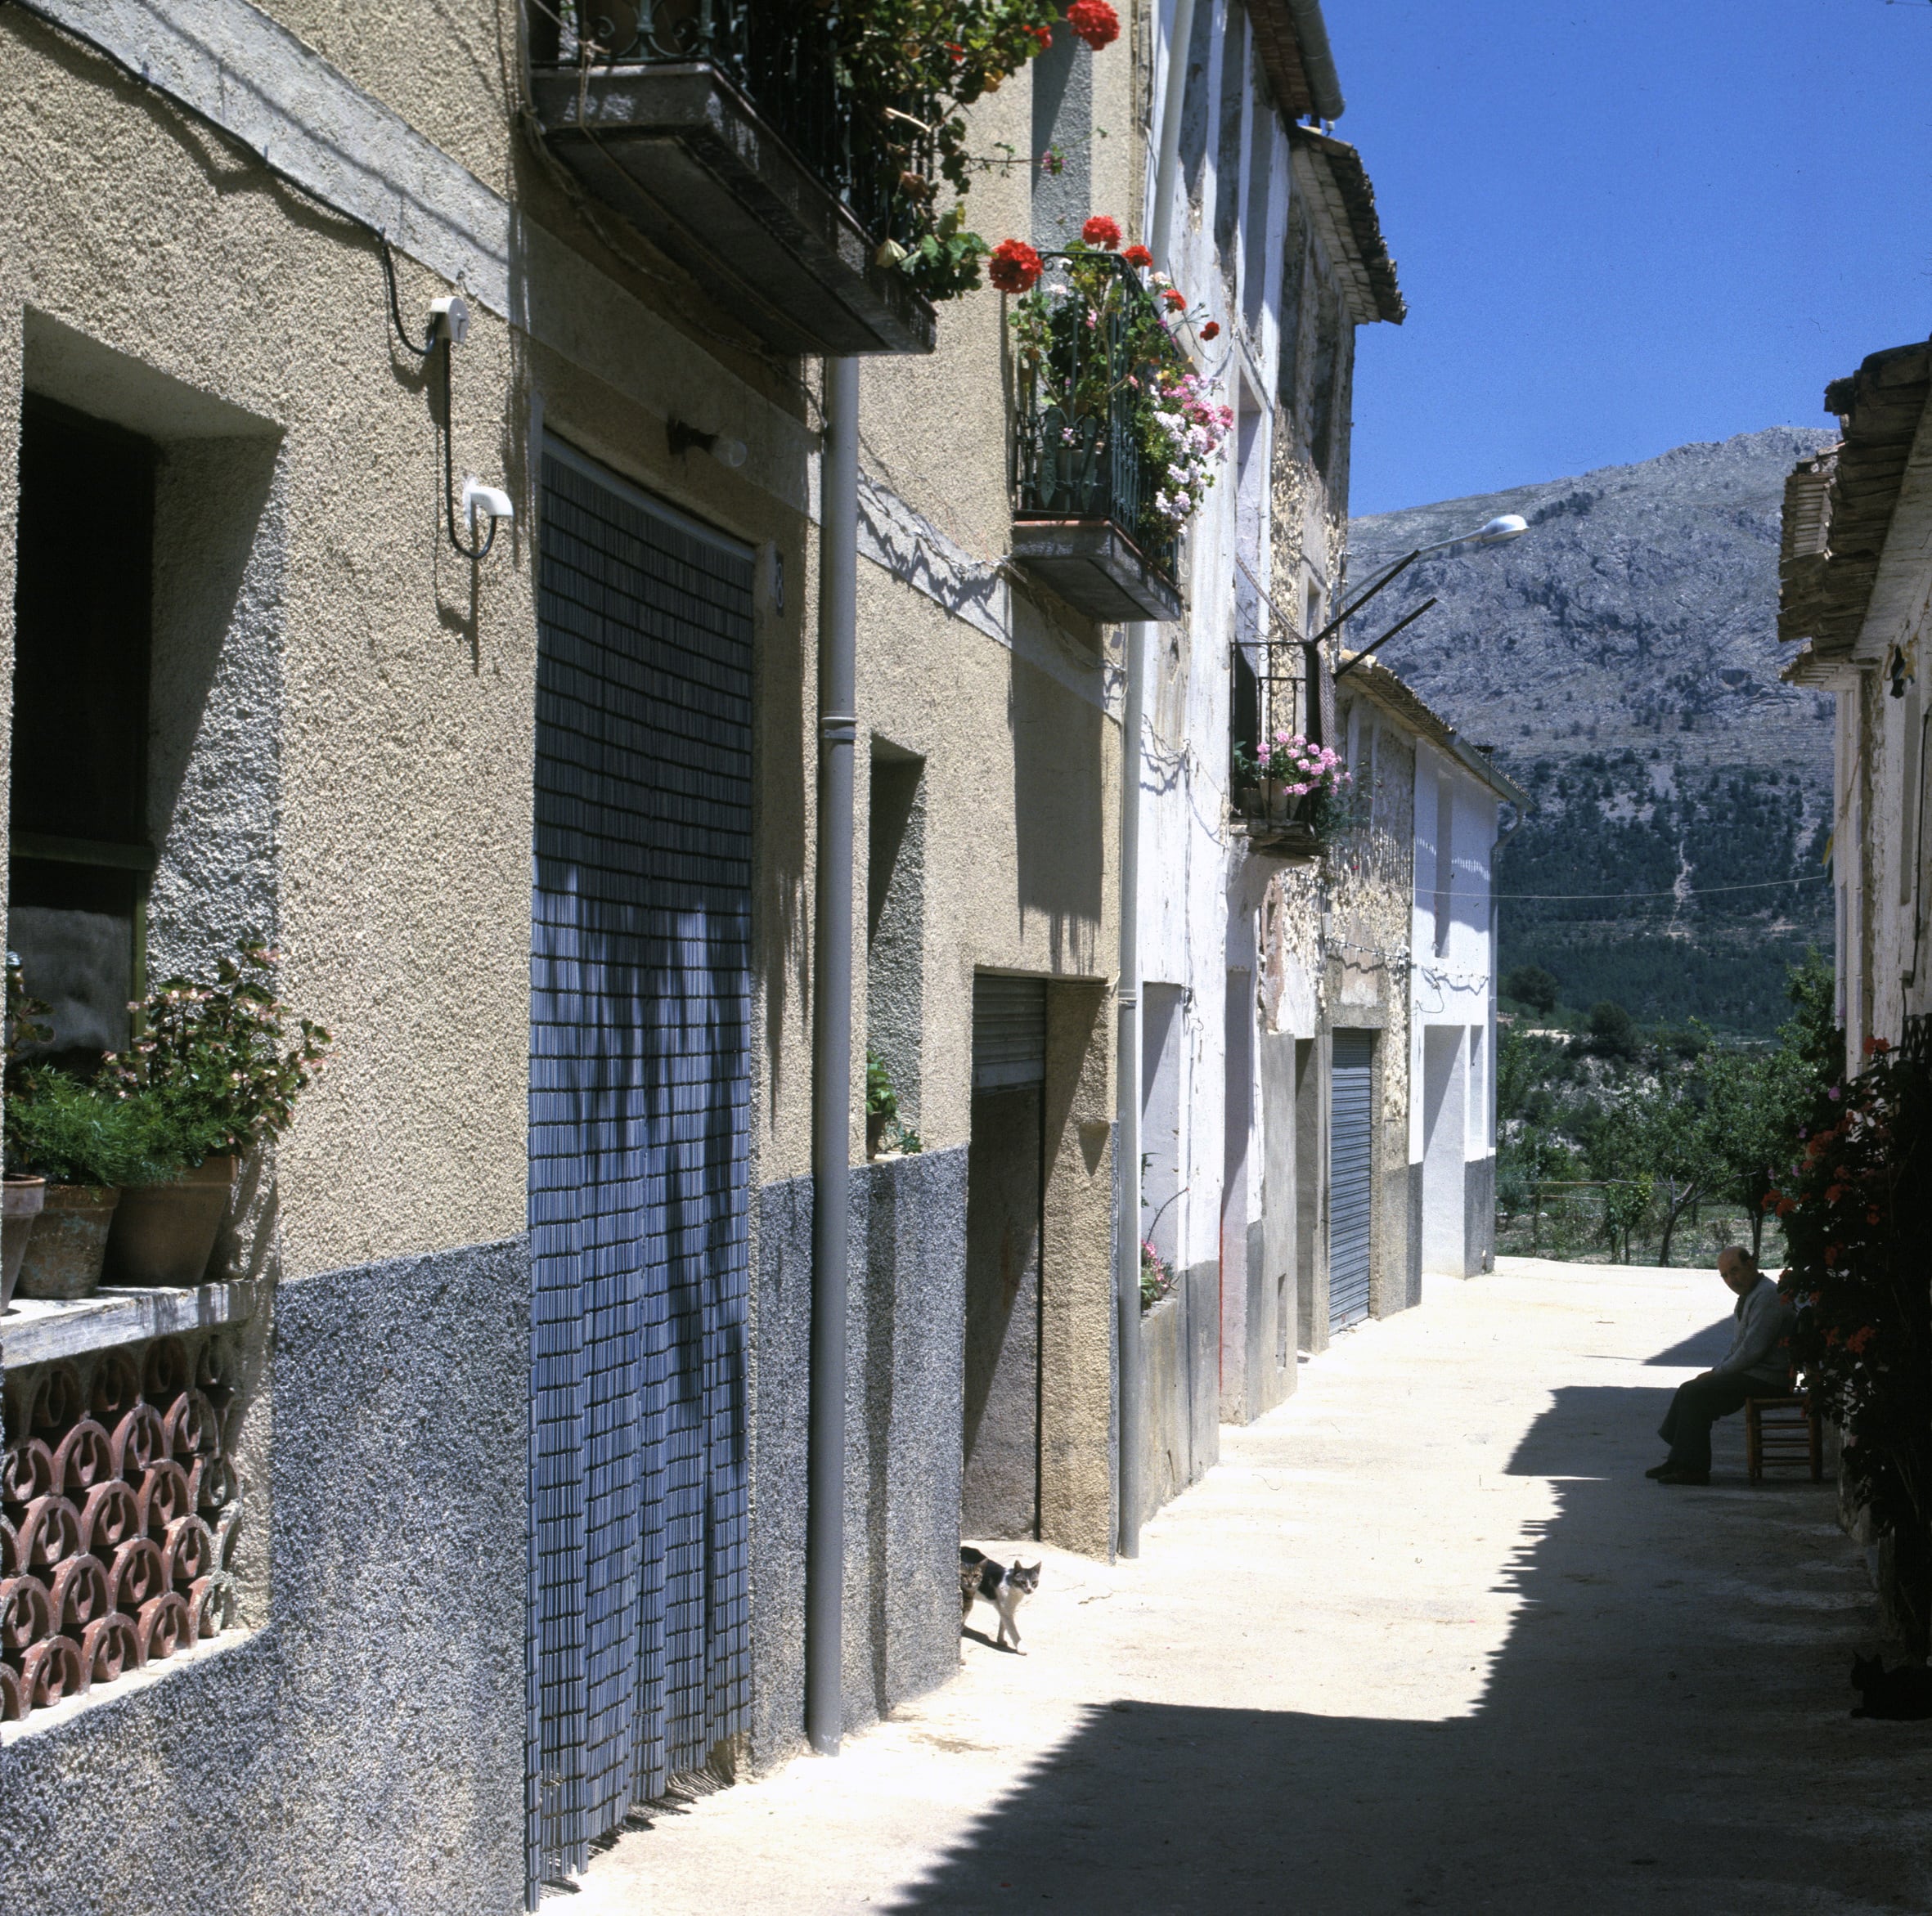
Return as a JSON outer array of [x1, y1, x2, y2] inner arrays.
[[527, 2, 937, 355], [1009, 253, 1186, 624]]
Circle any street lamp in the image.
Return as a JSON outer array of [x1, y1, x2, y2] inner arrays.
[[1328, 512, 1530, 683]]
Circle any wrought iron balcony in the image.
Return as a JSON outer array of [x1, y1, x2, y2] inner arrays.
[[527, 2, 936, 357], [1009, 254, 1185, 625]]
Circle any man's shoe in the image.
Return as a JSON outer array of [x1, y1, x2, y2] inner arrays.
[[1654, 1467, 1710, 1485], [1644, 1461, 1677, 1479]]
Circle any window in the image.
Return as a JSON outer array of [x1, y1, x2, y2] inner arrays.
[[10, 397, 156, 1067]]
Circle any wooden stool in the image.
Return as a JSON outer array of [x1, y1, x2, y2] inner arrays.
[[1746, 1394, 1822, 1483]]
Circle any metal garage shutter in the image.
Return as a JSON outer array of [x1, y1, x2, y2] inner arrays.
[[527, 441, 752, 1903], [973, 974, 1047, 1089], [1330, 1029, 1374, 1328]]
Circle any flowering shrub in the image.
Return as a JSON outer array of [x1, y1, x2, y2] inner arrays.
[[1235, 732, 1348, 799], [101, 938, 334, 1160], [828, 2, 1117, 300], [1008, 221, 1231, 554], [1067, 0, 1121, 49], [1768, 1032, 1932, 1645], [989, 237, 1044, 293], [1143, 370, 1233, 529], [1139, 1239, 1175, 1310]]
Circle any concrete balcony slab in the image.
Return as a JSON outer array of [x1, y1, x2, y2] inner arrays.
[[529, 65, 936, 358]]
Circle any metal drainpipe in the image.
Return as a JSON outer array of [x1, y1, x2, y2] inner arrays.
[[806, 355, 859, 1755], [1114, 619, 1147, 1559], [1115, 0, 1196, 1560]]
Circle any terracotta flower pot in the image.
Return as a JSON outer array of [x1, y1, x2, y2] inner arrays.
[[105, 1156, 237, 1290], [2, 1177, 46, 1313], [15, 1186, 119, 1302]]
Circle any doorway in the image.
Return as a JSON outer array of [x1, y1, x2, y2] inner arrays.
[[1329, 1029, 1375, 1327], [526, 442, 752, 1895], [962, 973, 1047, 1538]]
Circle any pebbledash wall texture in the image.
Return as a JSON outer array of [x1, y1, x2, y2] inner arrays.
[[0, 1242, 529, 1915]]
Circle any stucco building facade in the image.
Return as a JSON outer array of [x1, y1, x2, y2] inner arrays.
[[0, 2, 1515, 1909]]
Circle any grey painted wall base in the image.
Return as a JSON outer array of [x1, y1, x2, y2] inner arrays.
[[1139, 1259, 1220, 1525], [0, 1237, 530, 1916], [751, 1149, 968, 1769]]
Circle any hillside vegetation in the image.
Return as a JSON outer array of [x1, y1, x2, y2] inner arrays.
[[1351, 427, 1835, 1032]]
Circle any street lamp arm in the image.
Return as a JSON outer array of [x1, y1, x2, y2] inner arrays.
[[1332, 598, 1439, 680]]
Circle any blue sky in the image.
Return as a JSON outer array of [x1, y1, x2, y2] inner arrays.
[[1329, 1, 1932, 516]]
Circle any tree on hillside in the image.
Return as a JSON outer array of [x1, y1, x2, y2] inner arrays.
[[1584, 999, 1638, 1062], [1504, 965, 1560, 1015]]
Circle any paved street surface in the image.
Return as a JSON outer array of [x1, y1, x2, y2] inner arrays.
[[575, 1259, 1932, 1914]]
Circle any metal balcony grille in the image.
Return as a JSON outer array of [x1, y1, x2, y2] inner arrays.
[[1012, 253, 1184, 591], [531, 2, 931, 250]]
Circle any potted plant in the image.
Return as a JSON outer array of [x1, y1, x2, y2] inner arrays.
[[98, 939, 333, 1289], [1232, 732, 1351, 832], [2, 955, 47, 1311], [4, 1069, 184, 1303]]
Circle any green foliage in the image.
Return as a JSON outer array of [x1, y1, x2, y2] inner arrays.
[[1498, 956, 1835, 1267], [3, 1070, 192, 1189], [101, 938, 333, 1159], [1774, 1033, 1932, 1645], [1139, 1238, 1174, 1310], [865, 1048, 899, 1122], [892, 206, 989, 301], [1584, 999, 1638, 1061], [1494, 752, 1831, 1035], [1503, 965, 1558, 1015], [830, 1, 1063, 301], [5, 954, 51, 1060]]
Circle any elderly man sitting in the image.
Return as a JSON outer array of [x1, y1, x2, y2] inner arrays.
[[1647, 1246, 1794, 1486]]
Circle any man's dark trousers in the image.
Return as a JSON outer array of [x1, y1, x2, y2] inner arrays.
[[1659, 1374, 1755, 1474]]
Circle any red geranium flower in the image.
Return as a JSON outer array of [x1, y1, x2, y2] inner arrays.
[[1067, 0, 1121, 50], [1200, 320, 1220, 340], [1162, 288, 1187, 311], [1081, 213, 1122, 249], [1022, 23, 1052, 51], [1123, 244, 1153, 269], [988, 238, 1044, 294]]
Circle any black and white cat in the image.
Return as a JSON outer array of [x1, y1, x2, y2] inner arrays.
[[1852, 1654, 1932, 1720], [960, 1546, 1040, 1652]]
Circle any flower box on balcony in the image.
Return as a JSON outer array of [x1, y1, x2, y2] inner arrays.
[[1008, 250, 1218, 625], [528, 12, 936, 357]]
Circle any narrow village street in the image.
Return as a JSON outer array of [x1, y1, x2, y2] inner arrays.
[[577, 1260, 1932, 1916]]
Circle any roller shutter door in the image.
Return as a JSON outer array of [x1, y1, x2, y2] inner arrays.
[[973, 974, 1047, 1089], [1329, 1029, 1374, 1328], [527, 442, 751, 1902]]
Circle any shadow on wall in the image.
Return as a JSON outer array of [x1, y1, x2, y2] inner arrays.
[[879, 1375, 1920, 1914], [1009, 646, 1103, 974]]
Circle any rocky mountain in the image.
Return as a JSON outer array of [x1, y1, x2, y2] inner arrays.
[[1349, 428, 1839, 1034]]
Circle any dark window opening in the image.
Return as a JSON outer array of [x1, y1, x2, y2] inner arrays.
[[10, 397, 155, 1066], [1232, 644, 1260, 783]]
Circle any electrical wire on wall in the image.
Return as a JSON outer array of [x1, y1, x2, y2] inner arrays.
[[380, 238, 505, 562]]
